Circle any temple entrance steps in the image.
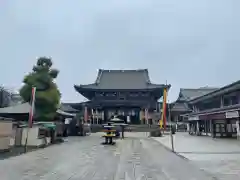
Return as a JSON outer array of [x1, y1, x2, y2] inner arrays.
[[125, 124, 160, 132], [89, 124, 161, 133]]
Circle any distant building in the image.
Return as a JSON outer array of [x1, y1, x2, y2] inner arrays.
[[9, 93, 23, 106], [171, 87, 218, 123], [0, 87, 23, 107], [185, 80, 240, 138], [73, 69, 170, 124], [59, 103, 79, 114], [0, 86, 11, 108]]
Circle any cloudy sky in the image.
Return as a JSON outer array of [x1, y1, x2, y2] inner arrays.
[[0, 0, 239, 102]]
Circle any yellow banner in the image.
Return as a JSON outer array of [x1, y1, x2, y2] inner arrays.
[[160, 88, 167, 128], [159, 119, 163, 128]]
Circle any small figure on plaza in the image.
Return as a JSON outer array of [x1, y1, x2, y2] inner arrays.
[[101, 122, 116, 145]]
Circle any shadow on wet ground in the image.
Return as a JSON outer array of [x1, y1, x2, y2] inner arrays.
[[0, 140, 64, 160], [0, 146, 38, 160]]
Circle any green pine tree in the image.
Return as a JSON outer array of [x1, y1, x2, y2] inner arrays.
[[19, 57, 61, 121]]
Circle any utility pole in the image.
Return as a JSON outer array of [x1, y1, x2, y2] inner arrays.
[[168, 100, 174, 152]]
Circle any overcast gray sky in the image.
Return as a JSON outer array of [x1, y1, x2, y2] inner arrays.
[[0, 0, 239, 102]]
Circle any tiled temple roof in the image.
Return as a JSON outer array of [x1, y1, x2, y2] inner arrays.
[[74, 69, 169, 90]]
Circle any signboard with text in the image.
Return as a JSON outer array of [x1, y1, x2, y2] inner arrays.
[[225, 111, 239, 119], [188, 116, 199, 121]]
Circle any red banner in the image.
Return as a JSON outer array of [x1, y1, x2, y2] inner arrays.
[[28, 87, 36, 128]]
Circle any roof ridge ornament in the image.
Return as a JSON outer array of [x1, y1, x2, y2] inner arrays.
[[95, 69, 103, 84], [143, 69, 151, 83]]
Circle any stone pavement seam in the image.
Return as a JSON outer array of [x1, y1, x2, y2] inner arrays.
[[151, 137, 190, 161], [141, 138, 219, 180], [150, 137, 222, 180]]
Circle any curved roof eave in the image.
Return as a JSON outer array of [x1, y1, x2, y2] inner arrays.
[[188, 80, 240, 104], [74, 84, 169, 92]]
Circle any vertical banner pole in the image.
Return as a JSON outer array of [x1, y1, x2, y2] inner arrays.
[[147, 108, 149, 124], [168, 100, 174, 152], [163, 87, 167, 131], [140, 109, 143, 124], [96, 109, 99, 124], [145, 108, 148, 125], [91, 109, 94, 124], [145, 108, 148, 137], [160, 89, 166, 131], [84, 106, 88, 123], [160, 81, 168, 132], [144, 109, 146, 124], [29, 87, 36, 127], [24, 86, 36, 153]]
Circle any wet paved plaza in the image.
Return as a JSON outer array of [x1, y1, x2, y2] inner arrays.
[[0, 133, 216, 180], [153, 132, 240, 180]]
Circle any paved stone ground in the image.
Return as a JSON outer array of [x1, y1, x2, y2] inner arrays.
[[0, 133, 216, 180], [153, 132, 240, 180]]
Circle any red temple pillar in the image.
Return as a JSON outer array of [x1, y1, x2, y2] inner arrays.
[[84, 106, 88, 123]]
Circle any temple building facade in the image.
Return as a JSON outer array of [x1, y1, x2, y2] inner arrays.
[[74, 69, 170, 124], [170, 87, 218, 123], [184, 80, 240, 138]]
